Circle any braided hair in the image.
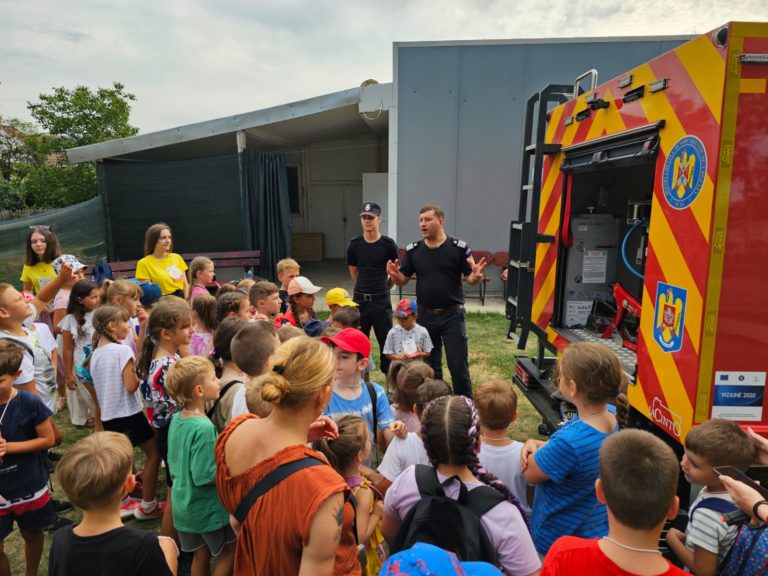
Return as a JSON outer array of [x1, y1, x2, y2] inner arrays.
[[421, 395, 530, 527], [83, 305, 129, 368], [288, 294, 317, 328]]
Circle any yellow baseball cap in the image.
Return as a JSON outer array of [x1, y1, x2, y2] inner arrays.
[[325, 287, 358, 307]]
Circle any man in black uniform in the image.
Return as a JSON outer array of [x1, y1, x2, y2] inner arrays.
[[347, 202, 399, 376], [386, 204, 487, 397]]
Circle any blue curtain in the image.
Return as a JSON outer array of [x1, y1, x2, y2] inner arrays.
[[241, 150, 292, 279]]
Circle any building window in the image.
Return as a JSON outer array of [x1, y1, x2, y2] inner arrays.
[[287, 166, 300, 215]]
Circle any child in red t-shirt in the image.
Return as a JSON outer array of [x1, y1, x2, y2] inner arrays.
[[541, 429, 687, 576]]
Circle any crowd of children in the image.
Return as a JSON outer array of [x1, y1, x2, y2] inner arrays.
[[1, 246, 766, 576]]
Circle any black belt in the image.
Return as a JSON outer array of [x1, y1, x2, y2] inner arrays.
[[354, 291, 390, 302], [418, 304, 463, 315]]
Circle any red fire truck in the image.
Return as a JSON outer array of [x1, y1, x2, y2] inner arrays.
[[506, 22, 768, 458]]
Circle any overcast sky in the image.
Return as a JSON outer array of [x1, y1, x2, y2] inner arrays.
[[1, 1, 765, 134]]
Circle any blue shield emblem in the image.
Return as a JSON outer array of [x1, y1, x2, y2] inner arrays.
[[662, 136, 707, 210], [653, 282, 687, 353]]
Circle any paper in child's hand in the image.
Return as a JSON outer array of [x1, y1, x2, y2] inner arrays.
[[401, 339, 418, 356]]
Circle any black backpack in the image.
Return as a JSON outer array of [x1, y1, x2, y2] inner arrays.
[[391, 464, 505, 563]]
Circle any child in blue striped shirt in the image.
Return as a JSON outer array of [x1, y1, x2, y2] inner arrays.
[[520, 342, 622, 555]]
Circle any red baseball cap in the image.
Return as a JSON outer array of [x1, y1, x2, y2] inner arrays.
[[321, 327, 371, 358]]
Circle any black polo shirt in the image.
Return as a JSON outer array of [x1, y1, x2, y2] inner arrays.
[[400, 237, 473, 309], [346, 235, 399, 294]]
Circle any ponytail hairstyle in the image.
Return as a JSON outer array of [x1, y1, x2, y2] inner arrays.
[[210, 317, 248, 378], [312, 415, 368, 475], [85, 305, 130, 368], [257, 336, 334, 408], [136, 300, 191, 380], [387, 361, 434, 411], [67, 279, 99, 340], [288, 293, 317, 328], [421, 395, 530, 526], [100, 279, 142, 306], [25, 226, 61, 265], [188, 256, 213, 287], [192, 294, 217, 334], [414, 378, 452, 417]]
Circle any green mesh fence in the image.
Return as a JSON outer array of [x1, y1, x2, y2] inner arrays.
[[0, 197, 107, 287]]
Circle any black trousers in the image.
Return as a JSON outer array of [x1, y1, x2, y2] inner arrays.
[[419, 307, 472, 397], [356, 297, 393, 376]]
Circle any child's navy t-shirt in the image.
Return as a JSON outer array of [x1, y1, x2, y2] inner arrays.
[[531, 418, 614, 555], [0, 390, 52, 500]]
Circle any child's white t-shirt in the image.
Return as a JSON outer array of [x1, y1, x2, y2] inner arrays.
[[378, 432, 430, 482], [230, 386, 248, 420], [2, 324, 58, 412], [90, 342, 142, 421], [59, 312, 94, 365], [478, 441, 531, 513]]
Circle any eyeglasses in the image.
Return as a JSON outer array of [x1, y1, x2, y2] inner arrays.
[[29, 225, 51, 230]]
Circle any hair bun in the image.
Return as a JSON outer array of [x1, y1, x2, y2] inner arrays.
[[260, 373, 289, 405]]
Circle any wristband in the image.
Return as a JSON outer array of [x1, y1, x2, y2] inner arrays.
[[752, 500, 768, 520]]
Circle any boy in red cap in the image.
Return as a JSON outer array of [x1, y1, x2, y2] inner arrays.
[[321, 328, 396, 460], [383, 298, 433, 363]]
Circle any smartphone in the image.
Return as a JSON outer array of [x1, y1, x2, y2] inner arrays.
[[713, 466, 768, 498]]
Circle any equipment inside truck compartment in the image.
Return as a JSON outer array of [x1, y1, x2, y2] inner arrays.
[[553, 155, 656, 373]]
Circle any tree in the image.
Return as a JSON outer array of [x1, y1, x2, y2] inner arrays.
[[0, 117, 36, 180], [27, 82, 138, 148]]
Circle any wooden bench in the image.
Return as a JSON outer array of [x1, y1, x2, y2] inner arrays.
[[88, 250, 261, 283]]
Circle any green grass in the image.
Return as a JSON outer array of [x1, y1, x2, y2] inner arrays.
[[4, 311, 544, 574]]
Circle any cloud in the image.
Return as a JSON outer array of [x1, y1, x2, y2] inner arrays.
[[1, 0, 766, 132]]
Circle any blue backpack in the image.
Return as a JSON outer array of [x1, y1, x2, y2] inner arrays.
[[719, 523, 768, 576], [91, 262, 113, 285]]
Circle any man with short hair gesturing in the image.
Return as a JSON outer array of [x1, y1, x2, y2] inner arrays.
[[386, 205, 487, 397]]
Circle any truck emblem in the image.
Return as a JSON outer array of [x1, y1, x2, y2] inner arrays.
[[662, 135, 707, 210], [654, 282, 687, 353]]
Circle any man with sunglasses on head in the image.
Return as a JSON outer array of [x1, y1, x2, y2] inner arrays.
[[346, 202, 399, 376]]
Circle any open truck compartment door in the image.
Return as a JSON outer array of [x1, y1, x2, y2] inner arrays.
[[509, 22, 768, 449]]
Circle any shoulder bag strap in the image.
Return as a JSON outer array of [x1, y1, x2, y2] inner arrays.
[[365, 381, 378, 435], [234, 456, 326, 525], [206, 379, 243, 418]]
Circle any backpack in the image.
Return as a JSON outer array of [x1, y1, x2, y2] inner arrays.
[[391, 464, 505, 563], [91, 262, 113, 286], [205, 379, 242, 419], [719, 523, 768, 576]]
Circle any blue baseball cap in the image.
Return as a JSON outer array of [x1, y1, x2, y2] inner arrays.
[[130, 280, 162, 307], [381, 543, 503, 575]]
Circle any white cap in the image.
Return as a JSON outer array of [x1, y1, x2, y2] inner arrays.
[[287, 276, 322, 296]]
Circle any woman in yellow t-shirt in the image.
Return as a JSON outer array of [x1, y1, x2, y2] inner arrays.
[[21, 226, 62, 294], [135, 222, 189, 298]]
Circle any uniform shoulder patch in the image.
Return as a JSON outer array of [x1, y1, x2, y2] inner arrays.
[[406, 241, 421, 251], [452, 238, 467, 249]]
